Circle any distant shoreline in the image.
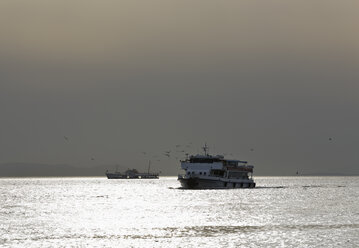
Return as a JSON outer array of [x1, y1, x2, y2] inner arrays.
[[1, 175, 358, 178], [1, 163, 358, 177]]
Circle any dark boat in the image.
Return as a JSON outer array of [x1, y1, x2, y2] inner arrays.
[[106, 161, 159, 179]]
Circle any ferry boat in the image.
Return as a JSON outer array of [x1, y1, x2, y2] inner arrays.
[[178, 144, 255, 189], [106, 161, 159, 179]]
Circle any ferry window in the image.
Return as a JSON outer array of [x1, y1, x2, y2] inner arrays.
[[192, 171, 195, 174], [199, 172, 202, 175], [204, 172, 206, 175], [187, 172, 190, 175], [190, 158, 214, 163]]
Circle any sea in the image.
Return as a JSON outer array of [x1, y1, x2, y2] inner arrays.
[[0, 177, 358, 247]]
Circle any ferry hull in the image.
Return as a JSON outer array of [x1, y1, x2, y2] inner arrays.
[[178, 177, 255, 189]]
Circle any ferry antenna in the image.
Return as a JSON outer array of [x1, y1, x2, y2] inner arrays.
[[202, 143, 209, 156]]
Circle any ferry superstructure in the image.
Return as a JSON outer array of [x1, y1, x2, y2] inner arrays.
[[178, 144, 255, 189]]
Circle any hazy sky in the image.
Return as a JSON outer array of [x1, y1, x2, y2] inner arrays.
[[0, 0, 358, 175]]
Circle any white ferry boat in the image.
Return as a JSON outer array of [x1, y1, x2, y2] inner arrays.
[[178, 144, 255, 189]]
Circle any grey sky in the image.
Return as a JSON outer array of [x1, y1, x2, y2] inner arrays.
[[0, 0, 358, 175]]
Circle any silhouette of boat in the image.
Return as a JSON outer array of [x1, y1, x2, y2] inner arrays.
[[106, 161, 159, 179]]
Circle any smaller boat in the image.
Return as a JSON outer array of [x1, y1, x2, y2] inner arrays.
[[106, 161, 159, 179]]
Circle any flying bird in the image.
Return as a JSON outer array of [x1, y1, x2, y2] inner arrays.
[[63, 136, 69, 141], [91, 157, 95, 161]]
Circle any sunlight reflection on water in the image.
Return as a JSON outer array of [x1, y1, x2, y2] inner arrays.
[[0, 177, 358, 247]]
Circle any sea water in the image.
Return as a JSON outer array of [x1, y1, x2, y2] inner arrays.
[[0, 177, 358, 247]]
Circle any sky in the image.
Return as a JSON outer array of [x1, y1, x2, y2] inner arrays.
[[0, 0, 358, 175]]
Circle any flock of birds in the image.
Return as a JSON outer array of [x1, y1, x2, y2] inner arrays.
[[143, 143, 193, 162], [62, 135, 335, 163]]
